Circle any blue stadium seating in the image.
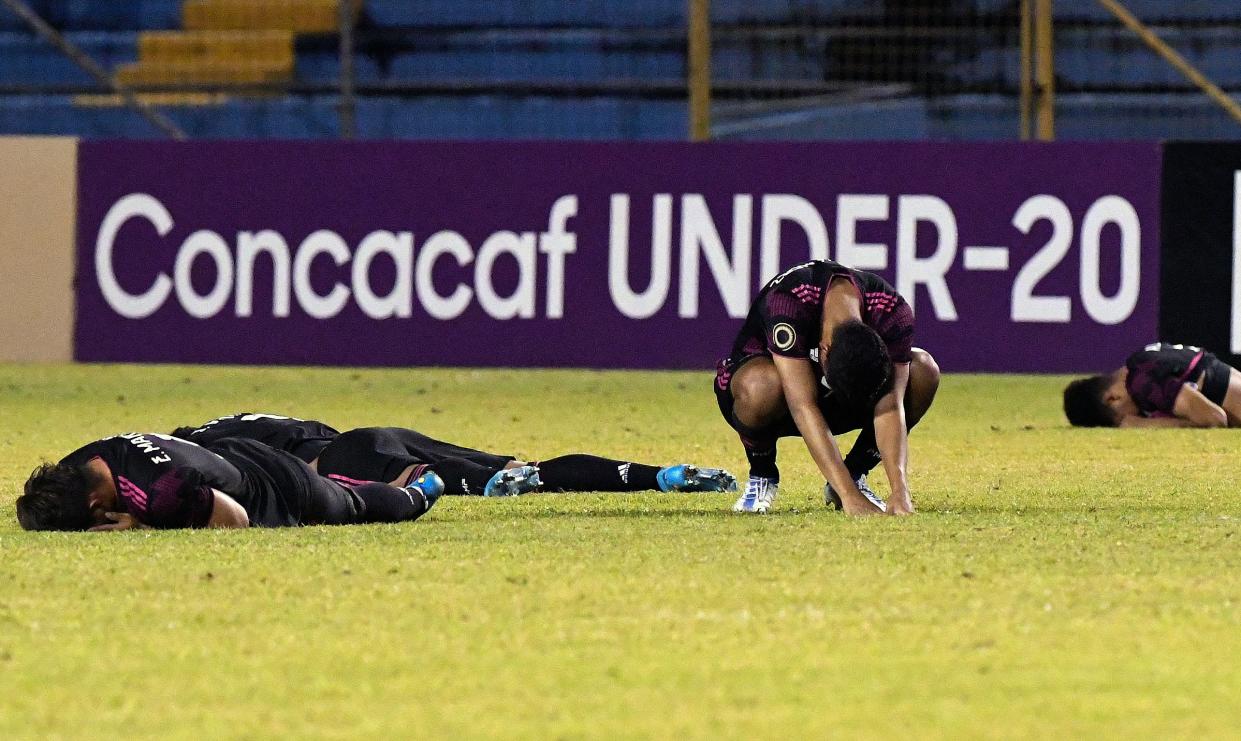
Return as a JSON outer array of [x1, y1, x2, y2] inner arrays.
[[0, 0, 1238, 140], [361, 1, 890, 29], [0, 1, 181, 32], [0, 32, 137, 86], [0, 94, 688, 140], [957, 28, 1241, 90]]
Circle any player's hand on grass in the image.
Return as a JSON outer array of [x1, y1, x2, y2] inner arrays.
[[88, 512, 149, 532], [886, 491, 915, 516]]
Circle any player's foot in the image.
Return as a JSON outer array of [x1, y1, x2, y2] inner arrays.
[[656, 464, 738, 493], [733, 476, 778, 513], [484, 465, 542, 497], [824, 474, 886, 512], [406, 471, 445, 510]]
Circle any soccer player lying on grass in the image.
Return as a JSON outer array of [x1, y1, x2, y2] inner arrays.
[[1063, 342, 1241, 428], [170, 413, 737, 498], [16, 432, 444, 531], [715, 260, 939, 515]]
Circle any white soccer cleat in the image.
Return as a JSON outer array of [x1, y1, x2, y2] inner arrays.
[[733, 476, 778, 514], [483, 465, 542, 497], [824, 474, 886, 512]]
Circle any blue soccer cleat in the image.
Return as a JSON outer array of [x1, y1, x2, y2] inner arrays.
[[656, 464, 738, 493], [484, 465, 542, 497], [733, 476, 778, 513], [406, 471, 445, 510], [824, 474, 886, 512]]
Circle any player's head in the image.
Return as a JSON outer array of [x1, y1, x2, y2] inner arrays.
[[15, 462, 106, 531], [823, 320, 893, 410], [1062, 375, 1119, 427]]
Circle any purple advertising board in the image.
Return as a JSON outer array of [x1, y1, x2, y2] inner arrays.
[[76, 141, 1161, 372]]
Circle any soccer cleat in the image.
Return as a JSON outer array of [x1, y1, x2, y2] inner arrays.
[[483, 465, 542, 497], [733, 476, 778, 513], [656, 464, 739, 493], [824, 474, 887, 513], [406, 471, 445, 510]]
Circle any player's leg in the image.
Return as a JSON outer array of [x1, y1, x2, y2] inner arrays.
[[317, 427, 542, 497], [317, 473, 442, 524], [841, 347, 941, 479], [726, 356, 791, 480], [530, 454, 734, 493], [1208, 363, 1241, 427], [387, 457, 539, 497], [207, 437, 441, 526], [717, 357, 797, 512]]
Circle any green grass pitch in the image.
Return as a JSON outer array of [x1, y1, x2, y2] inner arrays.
[[1, 363, 1239, 738]]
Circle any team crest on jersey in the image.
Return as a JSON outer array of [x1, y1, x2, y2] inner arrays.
[[772, 323, 797, 351]]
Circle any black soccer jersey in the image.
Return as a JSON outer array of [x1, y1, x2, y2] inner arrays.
[[171, 413, 341, 463], [725, 260, 915, 368], [1125, 342, 1225, 415], [61, 433, 240, 528]]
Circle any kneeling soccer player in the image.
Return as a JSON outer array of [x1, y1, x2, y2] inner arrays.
[[16, 432, 443, 531], [715, 260, 939, 515], [1063, 342, 1241, 428], [170, 413, 737, 498]]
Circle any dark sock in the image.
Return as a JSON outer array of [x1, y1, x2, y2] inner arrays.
[[743, 440, 780, 481], [535, 454, 661, 492], [353, 482, 430, 523], [843, 425, 882, 479], [422, 458, 499, 496]]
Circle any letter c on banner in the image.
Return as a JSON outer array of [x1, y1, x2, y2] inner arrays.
[[293, 230, 351, 319], [95, 193, 174, 318]]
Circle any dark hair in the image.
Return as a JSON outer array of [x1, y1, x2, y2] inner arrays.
[[15, 462, 101, 531], [823, 320, 893, 410], [1063, 375, 1117, 427]]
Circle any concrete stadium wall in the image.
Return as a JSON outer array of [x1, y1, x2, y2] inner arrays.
[[0, 137, 76, 362]]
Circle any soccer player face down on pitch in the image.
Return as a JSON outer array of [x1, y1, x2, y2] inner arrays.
[[1063, 342, 1241, 429], [714, 260, 940, 516], [16, 433, 441, 532]]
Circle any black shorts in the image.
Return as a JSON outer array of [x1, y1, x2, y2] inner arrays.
[[208, 437, 363, 527], [1200, 352, 1232, 405], [315, 427, 516, 484], [714, 355, 870, 446]]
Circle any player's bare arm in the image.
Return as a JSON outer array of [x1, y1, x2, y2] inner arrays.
[[873, 362, 913, 515], [1169, 385, 1228, 427], [772, 354, 883, 516], [206, 489, 250, 528]]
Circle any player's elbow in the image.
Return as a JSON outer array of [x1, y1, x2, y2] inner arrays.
[[206, 490, 250, 528], [1195, 410, 1227, 429]]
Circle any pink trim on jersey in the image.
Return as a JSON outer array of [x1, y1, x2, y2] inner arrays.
[[865, 292, 899, 312], [791, 283, 823, 304], [117, 475, 148, 511], [327, 473, 374, 487], [1180, 351, 1205, 383], [401, 465, 429, 487]]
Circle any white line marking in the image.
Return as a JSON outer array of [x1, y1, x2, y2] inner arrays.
[[962, 246, 1010, 271]]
